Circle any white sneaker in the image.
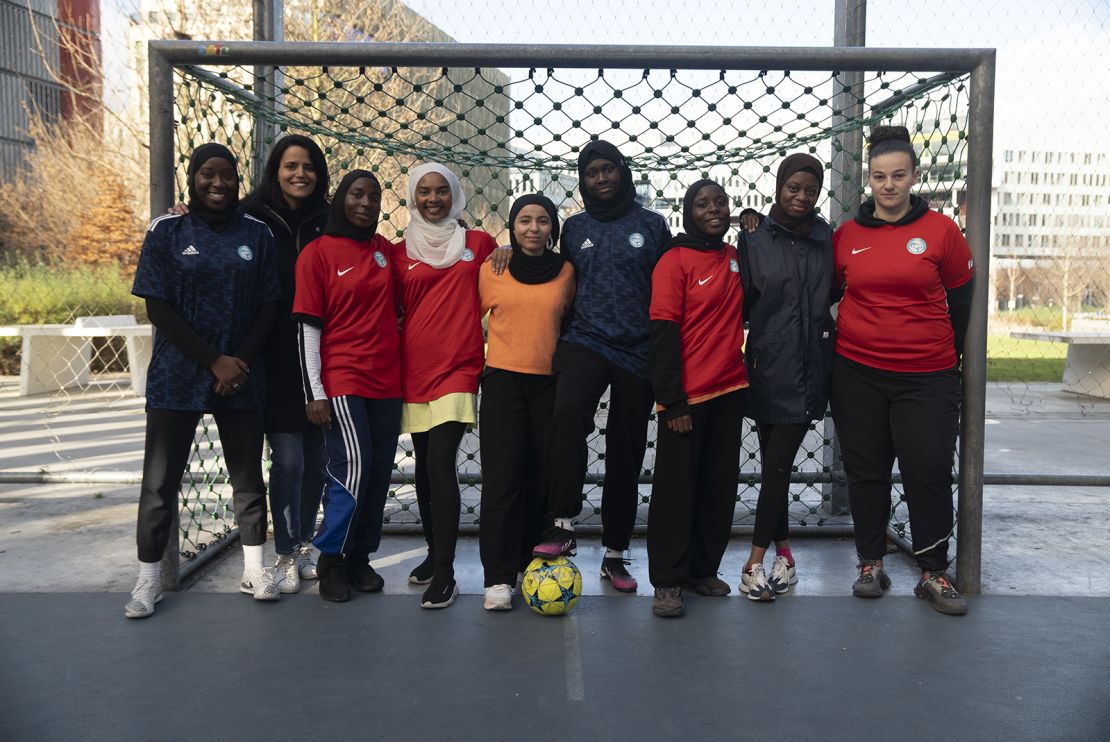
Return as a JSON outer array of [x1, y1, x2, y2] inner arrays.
[[768, 555, 798, 594], [740, 563, 775, 602], [275, 554, 301, 594], [124, 577, 162, 619], [296, 543, 318, 580], [240, 568, 281, 601], [483, 584, 512, 611]]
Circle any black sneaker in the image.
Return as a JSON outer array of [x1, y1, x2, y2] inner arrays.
[[346, 556, 384, 593], [420, 576, 459, 609], [687, 575, 731, 597], [533, 527, 577, 559], [652, 586, 684, 617], [317, 553, 350, 603], [599, 557, 638, 592], [852, 559, 891, 598], [408, 553, 433, 585], [914, 570, 968, 615]]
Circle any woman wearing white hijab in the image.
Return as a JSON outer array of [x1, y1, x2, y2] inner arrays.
[[392, 163, 504, 608]]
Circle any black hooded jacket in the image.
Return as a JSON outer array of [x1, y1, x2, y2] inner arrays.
[[740, 215, 837, 423]]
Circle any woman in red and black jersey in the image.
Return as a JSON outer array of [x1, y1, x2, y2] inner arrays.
[[293, 170, 402, 603], [646, 179, 747, 618], [392, 163, 505, 609], [831, 126, 974, 616]]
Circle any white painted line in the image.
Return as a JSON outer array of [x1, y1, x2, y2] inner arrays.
[[369, 546, 427, 569], [564, 614, 585, 702]]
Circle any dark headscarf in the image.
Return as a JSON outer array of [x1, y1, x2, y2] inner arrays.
[[325, 170, 381, 243], [664, 179, 729, 252], [187, 143, 239, 232], [241, 134, 329, 225], [768, 153, 824, 238], [507, 194, 565, 285], [577, 140, 636, 222]]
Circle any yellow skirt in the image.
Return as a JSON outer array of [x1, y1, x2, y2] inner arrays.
[[400, 392, 477, 434]]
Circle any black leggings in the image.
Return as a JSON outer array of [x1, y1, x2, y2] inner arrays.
[[137, 408, 267, 563], [750, 422, 810, 549], [412, 420, 467, 579]]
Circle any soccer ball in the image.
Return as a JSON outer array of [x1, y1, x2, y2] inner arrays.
[[521, 556, 583, 616]]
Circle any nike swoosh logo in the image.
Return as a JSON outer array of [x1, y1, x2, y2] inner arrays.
[[337, 267, 354, 276], [851, 247, 872, 255], [408, 263, 419, 271], [697, 275, 714, 286]]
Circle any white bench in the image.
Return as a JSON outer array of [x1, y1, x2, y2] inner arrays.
[[0, 315, 152, 397], [1010, 330, 1110, 399]]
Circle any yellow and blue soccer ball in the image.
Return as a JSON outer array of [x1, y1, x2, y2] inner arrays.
[[522, 556, 583, 616]]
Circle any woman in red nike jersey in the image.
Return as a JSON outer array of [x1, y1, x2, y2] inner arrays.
[[831, 126, 974, 616]]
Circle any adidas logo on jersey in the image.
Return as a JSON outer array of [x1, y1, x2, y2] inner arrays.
[[580, 238, 594, 250], [181, 245, 198, 256]]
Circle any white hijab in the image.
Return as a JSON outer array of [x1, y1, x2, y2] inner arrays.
[[404, 163, 468, 269]]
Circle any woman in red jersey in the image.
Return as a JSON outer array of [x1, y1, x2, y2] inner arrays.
[[646, 179, 748, 618], [293, 170, 402, 603], [393, 163, 499, 609], [831, 126, 974, 616]]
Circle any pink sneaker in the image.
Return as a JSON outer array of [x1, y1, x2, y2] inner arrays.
[[532, 527, 576, 559], [600, 557, 638, 593]]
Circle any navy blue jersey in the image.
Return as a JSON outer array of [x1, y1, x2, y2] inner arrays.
[[559, 204, 669, 377], [132, 212, 280, 411]]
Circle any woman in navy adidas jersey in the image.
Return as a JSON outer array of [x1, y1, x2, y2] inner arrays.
[[125, 143, 281, 619], [241, 135, 331, 595], [293, 170, 402, 603], [831, 126, 974, 615], [392, 163, 503, 609], [737, 153, 835, 602], [646, 179, 748, 618]]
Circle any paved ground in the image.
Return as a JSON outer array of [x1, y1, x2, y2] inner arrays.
[[1, 379, 1108, 740]]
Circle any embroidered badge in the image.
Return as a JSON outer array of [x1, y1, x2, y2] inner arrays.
[[237, 245, 254, 261], [628, 232, 645, 248], [906, 238, 926, 255], [374, 251, 387, 268], [461, 248, 475, 262]]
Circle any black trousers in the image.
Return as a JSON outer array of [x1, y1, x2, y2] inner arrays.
[[544, 343, 655, 552], [647, 390, 745, 588], [137, 407, 267, 563], [750, 422, 810, 548], [478, 370, 555, 587], [412, 420, 467, 578], [830, 355, 961, 572]]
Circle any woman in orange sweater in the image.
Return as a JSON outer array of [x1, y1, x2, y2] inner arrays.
[[477, 194, 575, 611]]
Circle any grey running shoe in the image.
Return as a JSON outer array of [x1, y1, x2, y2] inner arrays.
[[274, 554, 301, 594], [687, 575, 731, 596], [296, 543, 318, 580], [741, 564, 775, 602], [914, 570, 968, 616], [123, 577, 162, 619], [852, 559, 892, 598], [768, 555, 797, 595], [652, 586, 684, 617], [240, 568, 281, 601]]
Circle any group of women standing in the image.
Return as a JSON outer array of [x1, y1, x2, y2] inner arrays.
[[124, 124, 972, 621]]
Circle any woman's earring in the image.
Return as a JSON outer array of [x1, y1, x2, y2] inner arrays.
[[546, 236, 554, 250]]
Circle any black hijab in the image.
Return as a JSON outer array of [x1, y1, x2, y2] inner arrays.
[[664, 179, 729, 252], [507, 194, 565, 285], [577, 140, 637, 222], [325, 170, 381, 243], [768, 153, 824, 238], [187, 143, 239, 233]]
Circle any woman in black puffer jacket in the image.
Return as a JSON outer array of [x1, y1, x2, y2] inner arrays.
[[737, 153, 836, 601]]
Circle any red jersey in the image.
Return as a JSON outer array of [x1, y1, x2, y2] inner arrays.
[[649, 244, 748, 404], [292, 233, 401, 399], [392, 230, 497, 402], [834, 209, 974, 372]]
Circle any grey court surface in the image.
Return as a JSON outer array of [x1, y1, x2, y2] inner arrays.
[[2, 592, 1108, 741]]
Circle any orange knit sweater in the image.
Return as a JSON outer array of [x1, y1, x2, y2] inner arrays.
[[479, 261, 575, 375]]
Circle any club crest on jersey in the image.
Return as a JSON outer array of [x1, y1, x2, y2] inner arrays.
[[628, 232, 645, 248], [461, 248, 475, 262], [906, 238, 926, 255], [374, 251, 387, 268], [729, 258, 739, 273], [237, 245, 254, 261]]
